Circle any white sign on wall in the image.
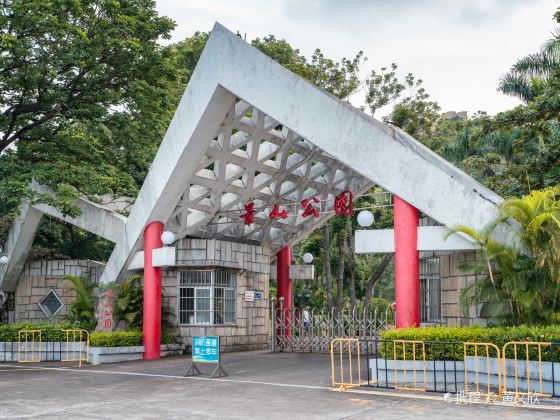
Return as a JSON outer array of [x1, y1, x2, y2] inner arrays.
[[244, 291, 255, 302]]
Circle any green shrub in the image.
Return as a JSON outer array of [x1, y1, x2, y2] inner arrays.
[[0, 323, 173, 347], [90, 331, 143, 347], [90, 331, 173, 347], [0, 322, 77, 342], [161, 331, 173, 345], [380, 325, 560, 362]]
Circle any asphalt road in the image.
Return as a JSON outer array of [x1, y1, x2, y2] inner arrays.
[[0, 351, 556, 419]]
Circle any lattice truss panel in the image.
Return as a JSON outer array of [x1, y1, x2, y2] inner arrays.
[[166, 99, 373, 251]]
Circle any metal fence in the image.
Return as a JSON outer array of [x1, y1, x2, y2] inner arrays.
[[331, 337, 560, 400], [0, 329, 90, 367], [271, 301, 394, 353]]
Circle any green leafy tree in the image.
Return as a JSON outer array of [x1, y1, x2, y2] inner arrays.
[[111, 275, 143, 330], [0, 0, 178, 226], [498, 26, 560, 103], [448, 187, 560, 325], [0, 0, 175, 152]]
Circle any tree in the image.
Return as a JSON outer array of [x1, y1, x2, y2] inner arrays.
[[498, 28, 560, 103], [448, 187, 560, 325], [365, 63, 407, 116], [62, 275, 98, 331], [252, 35, 366, 101], [111, 275, 143, 330], [0, 0, 175, 152], [0, 1, 181, 259]]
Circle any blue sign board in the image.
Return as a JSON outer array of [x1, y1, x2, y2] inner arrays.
[[253, 292, 262, 300], [192, 336, 219, 363]]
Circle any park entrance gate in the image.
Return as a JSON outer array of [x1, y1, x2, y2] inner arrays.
[[271, 301, 394, 353]]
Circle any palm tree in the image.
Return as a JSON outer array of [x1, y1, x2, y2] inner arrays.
[[61, 275, 99, 331], [498, 29, 560, 103], [112, 275, 143, 330], [447, 187, 560, 325]]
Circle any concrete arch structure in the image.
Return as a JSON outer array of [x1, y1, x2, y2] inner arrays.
[[0, 23, 507, 344], [97, 23, 502, 285]]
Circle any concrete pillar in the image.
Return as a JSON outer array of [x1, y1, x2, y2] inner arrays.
[[143, 221, 163, 359], [393, 196, 420, 328], [276, 245, 292, 337]]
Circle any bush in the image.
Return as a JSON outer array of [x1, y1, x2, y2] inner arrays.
[[0, 323, 173, 347], [90, 331, 143, 347], [380, 325, 560, 362], [90, 331, 173, 347], [0, 322, 77, 342], [161, 331, 173, 345]]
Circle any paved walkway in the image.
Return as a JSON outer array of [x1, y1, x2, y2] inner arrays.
[[0, 351, 556, 419]]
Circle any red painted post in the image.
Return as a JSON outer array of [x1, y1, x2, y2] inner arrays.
[[393, 195, 420, 328], [276, 245, 292, 337], [143, 221, 163, 359]]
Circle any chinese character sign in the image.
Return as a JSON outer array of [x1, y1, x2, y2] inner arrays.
[[269, 203, 287, 220], [240, 202, 256, 226], [301, 197, 320, 218], [334, 190, 353, 216], [192, 336, 220, 363], [238, 189, 355, 226], [95, 289, 114, 332]]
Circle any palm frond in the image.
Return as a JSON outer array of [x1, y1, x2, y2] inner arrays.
[[497, 73, 537, 103]]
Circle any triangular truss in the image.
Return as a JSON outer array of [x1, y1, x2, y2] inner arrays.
[[166, 100, 372, 248]]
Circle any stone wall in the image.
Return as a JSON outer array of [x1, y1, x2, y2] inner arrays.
[[439, 251, 487, 327], [162, 238, 271, 352], [13, 260, 105, 324]]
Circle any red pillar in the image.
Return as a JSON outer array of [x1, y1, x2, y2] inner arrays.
[[143, 221, 163, 359], [393, 195, 420, 328], [276, 244, 292, 336]]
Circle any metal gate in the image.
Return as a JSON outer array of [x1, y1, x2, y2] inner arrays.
[[271, 301, 394, 352]]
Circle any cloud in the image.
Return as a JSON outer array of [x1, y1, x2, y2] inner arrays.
[[156, 0, 556, 117], [456, 0, 533, 25]]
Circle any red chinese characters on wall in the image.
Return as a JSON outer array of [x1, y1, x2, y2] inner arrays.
[[334, 189, 353, 216], [238, 189, 353, 226], [301, 197, 320, 218], [96, 289, 115, 332], [269, 203, 288, 220], [240, 202, 256, 226]]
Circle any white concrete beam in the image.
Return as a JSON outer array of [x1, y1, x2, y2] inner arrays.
[[269, 265, 315, 280], [355, 226, 479, 254], [30, 183, 126, 243], [0, 184, 127, 291], [99, 85, 237, 283], [0, 204, 43, 291], [152, 247, 176, 268]]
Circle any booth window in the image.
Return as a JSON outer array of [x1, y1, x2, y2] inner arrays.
[[419, 257, 441, 323], [179, 270, 236, 325]]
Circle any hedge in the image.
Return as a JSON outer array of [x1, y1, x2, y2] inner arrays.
[[0, 322, 76, 341], [379, 325, 560, 362], [0, 323, 173, 347], [89, 331, 172, 347], [90, 331, 143, 347]]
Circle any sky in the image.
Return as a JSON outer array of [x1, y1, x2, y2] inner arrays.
[[155, 0, 556, 118]]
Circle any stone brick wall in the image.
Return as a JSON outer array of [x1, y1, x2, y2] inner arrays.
[[162, 238, 271, 351], [440, 251, 487, 327], [13, 260, 105, 324], [175, 238, 270, 274]]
